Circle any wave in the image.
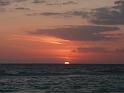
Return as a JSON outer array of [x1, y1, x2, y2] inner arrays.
[[0, 64, 124, 76]]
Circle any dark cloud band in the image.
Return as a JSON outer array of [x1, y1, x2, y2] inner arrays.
[[28, 25, 120, 41], [89, 0, 124, 25]]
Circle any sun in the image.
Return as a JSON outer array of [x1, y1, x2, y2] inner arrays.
[[64, 61, 70, 64]]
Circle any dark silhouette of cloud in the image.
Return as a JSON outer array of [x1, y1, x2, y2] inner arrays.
[[26, 12, 68, 16], [45, 0, 77, 6], [62, 1, 77, 5], [0, 0, 27, 6], [15, 7, 31, 10], [55, 0, 124, 25], [40, 12, 66, 16], [28, 25, 120, 41], [33, 0, 124, 25], [73, 47, 124, 53], [14, 0, 27, 3], [89, 0, 124, 25], [27, 10, 89, 17], [1, 0, 124, 26], [32, 0, 45, 4], [116, 48, 124, 52], [0, 0, 45, 7], [0, 0, 10, 6], [74, 47, 108, 53], [70, 11, 89, 17]]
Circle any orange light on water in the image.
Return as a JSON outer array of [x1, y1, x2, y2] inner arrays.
[[64, 61, 70, 64]]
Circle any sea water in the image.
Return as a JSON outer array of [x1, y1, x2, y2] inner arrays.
[[0, 64, 124, 93]]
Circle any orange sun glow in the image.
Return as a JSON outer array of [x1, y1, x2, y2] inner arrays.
[[64, 61, 70, 64]]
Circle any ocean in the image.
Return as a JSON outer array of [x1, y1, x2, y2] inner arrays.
[[0, 64, 124, 93]]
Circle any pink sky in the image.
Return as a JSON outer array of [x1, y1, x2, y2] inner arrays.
[[0, 0, 124, 64]]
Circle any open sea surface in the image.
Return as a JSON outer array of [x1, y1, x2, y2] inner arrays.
[[0, 64, 124, 93]]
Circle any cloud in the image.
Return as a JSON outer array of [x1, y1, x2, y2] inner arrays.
[[35, 0, 124, 25], [89, 0, 124, 25], [14, 0, 27, 3], [28, 25, 120, 41], [116, 48, 124, 52], [26, 12, 68, 16], [15, 7, 31, 10], [0, 0, 27, 6], [45, 0, 77, 6], [73, 47, 124, 53], [0, 0, 10, 6], [74, 47, 108, 53], [62, 1, 77, 5], [70, 11, 89, 17], [40, 12, 66, 16], [32, 0, 46, 4], [27, 10, 90, 18], [27, 0, 124, 25]]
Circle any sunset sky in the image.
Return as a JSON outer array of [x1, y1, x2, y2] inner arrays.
[[0, 0, 124, 64]]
